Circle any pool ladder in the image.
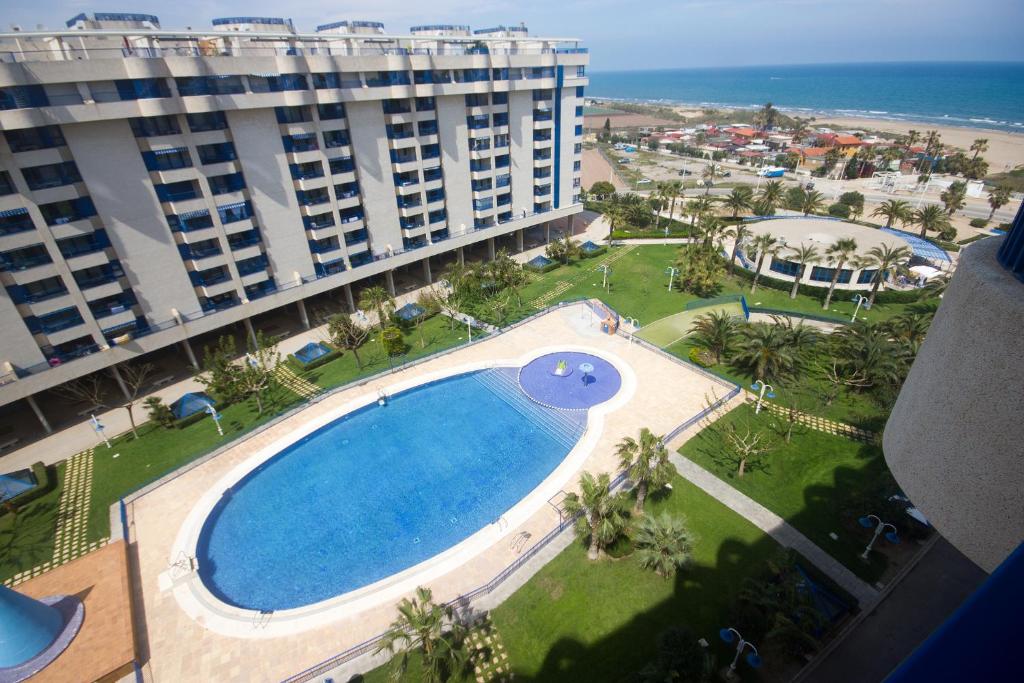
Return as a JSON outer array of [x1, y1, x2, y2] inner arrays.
[[376, 388, 388, 406], [252, 609, 273, 630], [495, 515, 509, 532]]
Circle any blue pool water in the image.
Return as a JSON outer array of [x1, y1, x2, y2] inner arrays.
[[196, 369, 586, 611]]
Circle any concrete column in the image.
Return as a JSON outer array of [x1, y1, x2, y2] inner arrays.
[[344, 283, 356, 312], [243, 317, 258, 348], [109, 365, 131, 401], [568, 214, 576, 236], [487, 238, 496, 260], [457, 247, 465, 266], [516, 229, 524, 252], [180, 338, 199, 369], [384, 270, 396, 297], [422, 258, 432, 285], [26, 395, 52, 435], [544, 222, 551, 243], [296, 299, 310, 329]]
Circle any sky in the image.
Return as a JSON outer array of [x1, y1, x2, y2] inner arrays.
[[6, 0, 1024, 71]]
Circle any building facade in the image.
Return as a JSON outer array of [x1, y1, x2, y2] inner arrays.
[[0, 15, 588, 429]]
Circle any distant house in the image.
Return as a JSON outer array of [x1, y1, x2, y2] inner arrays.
[[724, 126, 758, 139], [815, 133, 864, 157]]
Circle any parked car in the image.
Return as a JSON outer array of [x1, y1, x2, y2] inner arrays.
[[678, 169, 693, 176]]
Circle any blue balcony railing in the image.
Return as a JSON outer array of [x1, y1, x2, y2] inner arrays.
[[996, 202, 1024, 281]]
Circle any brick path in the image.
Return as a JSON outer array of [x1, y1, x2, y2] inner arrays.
[[759, 400, 878, 443], [274, 365, 321, 399], [530, 246, 635, 309]]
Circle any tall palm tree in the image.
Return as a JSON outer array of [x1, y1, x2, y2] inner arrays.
[[754, 102, 779, 131], [376, 586, 469, 683], [871, 199, 911, 228], [988, 185, 1012, 220], [912, 204, 951, 239], [634, 513, 692, 578], [701, 163, 720, 194], [732, 323, 796, 385], [688, 195, 714, 229], [688, 310, 740, 364], [359, 284, 395, 329], [749, 233, 780, 294], [651, 183, 665, 232], [564, 471, 628, 560], [786, 243, 819, 299], [662, 180, 683, 222], [970, 138, 989, 162], [821, 238, 858, 310], [720, 186, 754, 220], [887, 313, 933, 353], [601, 200, 625, 241], [616, 428, 676, 514], [940, 181, 967, 216], [724, 221, 752, 274], [861, 244, 912, 305], [905, 129, 920, 156], [800, 189, 826, 216], [758, 180, 785, 214], [791, 117, 810, 144], [699, 215, 726, 250], [920, 130, 941, 173]]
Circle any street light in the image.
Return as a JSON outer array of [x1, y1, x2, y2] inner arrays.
[[850, 293, 871, 322], [719, 627, 762, 678], [623, 316, 640, 346], [597, 264, 612, 291], [203, 403, 224, 436], [858, 514, 900, 560], [89, 413, 111, 449], [665, 266, 679, 292], [750, 379, 776, 414]]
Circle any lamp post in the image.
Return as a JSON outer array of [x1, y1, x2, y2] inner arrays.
[[623, 316, 640, 346], [89, 413, 111, 449], [597, 264, 611, 291], [204, 403, 223, 436], [750, 379, 775, 414], [850, 293, 871, 322], [719, 627, 762, 679], [665, 266, 679, 292], [858, 513, 900, 560]]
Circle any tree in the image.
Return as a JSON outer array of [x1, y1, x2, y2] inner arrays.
[[116, 361, 156, 439], [688, 310, 740, 365], [545, 235, 582, 264], [831, 322, 912, 393], [828, 202, 851, 219], [988, 185, 1012, 220], [661, 179, 683, 221], [143, 396, 175, 429], [325, 313, 370, 369], [912, 204, 951, 239], [838, 191, 865, 219], [198, 335, 243, 404], [732, 323, 797, 386], [724, 221, 752, 275], [701, 163, 720, 193], [602, 117, 611, 140], [748, 233, 780, 294], [799, 189, 826, 216], [634, 513, 692, 578], [754, 102, 779, 131], [237, 332, 281, 416], [940, 180, 967, 216], [790, 117, 811, 144], [964, 157, 989, 180], [784, 186, 806, 212], [674, 244, 723, 297], [720, 186, 754, 220], [617, 428, 676, 514], [871, 199, 912, 228], [821, 237, 858, 310], [590, 180, 615, 198], [485, 248, 526, 305], [970, 138, 989, 161], [375, 586, 469, 683], [698, 215, 727, 251], [758, 180, 785, 215], [600, 200, 625, 241], [704, 401, 775, 478], [785, 243, 819, 299], [861, 244, 911, 305], [381, 326, 406, 357], [687, 195, 714, 229], [887, 313, 933, 353], [359, 284, 395, 330], [564, 471, 628, 560], [904, 129, 920, 156]]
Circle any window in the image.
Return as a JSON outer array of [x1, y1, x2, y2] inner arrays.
[[340, 207, 364, 224], [197, 142, 237, 165], [497, 193, 512, 206], [770, 259, 802, 277], [303, 212, 335, 230], [469, 138, 490, 152], [176, 75, 244, 97], [575, 124, 584, 136], [0, 208, 34, 236], [423, 166, 443, 182], [415, 97, 435, 112], [315, 259, 346, 278], [8, 276, 67, 303], [296, 189, 330, 207], [229, 228, 261, 250], [345, 229, 369, 246], [577, 66, 586, 77], [496, 173, 511, 188], [115, 78, 170, 100], [22, 162, 82, 191], [5, 126, 65, 152], [397, 195, 421, 209], [0, 244, 53, 271], [492, 69, 509, 82], [289, 162, 324, 180], [309, 236, 341, 254], [249, 74, 308, 92], [858, 269, 879, 284], [235, 255, 268, 276], [129, 115, 181, 137], [421, 144, 440, 160], [575, 105, 584, 117], [418, 120, 438, 136], [467, 114, 489, 130], [0, 85, 49, 110], [89, 291, 137, 318], [534, 108, 553, 122], [186, 111, 228, 132], [317, 103, 346, 120], [154, 180, 200, 202], [495, 154, 510, 168], [576, 86, 585, 97], [282, 133, 318, 153], [329, 157, 355, 175], [493, 112, 509, 127], [469, 158, 491, 172], [465, 94, 488, 107], [312, 72, 341, 89], [366, 71, 410, 87], [473, 197, 493, 211], [29, 307, 84, 334], [56, 230, 110, 258], [458, 69, 489, 83], [323, 130, 350, 148], [191, 265, 232, 286], [426, 188, 445, 203], [471, 178, 492, 192], [810, 265, 852, 284], [528, 67, 555, 80], [39, 197, 96, 225], [275, 106, 311, 124], [393, 171, 419, 187], [494, 134, 510, 148], [208, 172, 246, 195], [429, 210, 447, 225], [143, 148, 192, 171], [335, 182, 359, 199], [533, 89, 552, 101], [167, 210, 213, 232], [382, 99, 411, 115], [180, 238, 221, 260]]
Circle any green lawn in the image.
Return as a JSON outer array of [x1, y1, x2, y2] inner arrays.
[[678, 403, 898, 583], [0, 464, 65, 583], [364, 477, 781, 682]]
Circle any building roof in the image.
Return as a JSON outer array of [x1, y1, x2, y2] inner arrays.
[[725, 127, 757, 137], [833, 134, 865, 146], [747, 217, 908, 256]]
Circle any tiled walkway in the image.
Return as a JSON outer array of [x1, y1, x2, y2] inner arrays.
[[274, 365, 322, 399], [760, 400, 878, 443], [529, 246, 635, 309]]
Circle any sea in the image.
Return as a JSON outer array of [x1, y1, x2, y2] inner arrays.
[[586, 62, 1024, 133]]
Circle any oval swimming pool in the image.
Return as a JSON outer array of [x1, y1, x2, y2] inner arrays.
[[195, 368, 589, 611]]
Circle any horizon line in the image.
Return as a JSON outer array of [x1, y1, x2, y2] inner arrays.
[[588, 59, 1024, 74]]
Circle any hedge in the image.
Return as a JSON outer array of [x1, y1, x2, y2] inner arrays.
[[958, 233, 991, 246], [3, 462, 55, 510], [526, 260, 561, 273], [287, 343, 341, 372], [581, 246, 609, 259]]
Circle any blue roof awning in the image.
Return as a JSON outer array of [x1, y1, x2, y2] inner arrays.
[[178, 209, 210, 220], [395, 303, 426, 321], [880, 227, 952, 262], [0, 208, 29, 218]]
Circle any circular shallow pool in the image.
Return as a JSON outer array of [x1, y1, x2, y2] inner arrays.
[[518, 352, 622, 410]]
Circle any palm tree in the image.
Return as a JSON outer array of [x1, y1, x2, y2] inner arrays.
[[749, 233, 779, 294], [791, 117, 810, 144], [732, 323, 796, 385], [831, 322, 911, 389], [720, 186, 754, 220], [698, 215, 726, 250], [359, 284, 395, 329], [376, 586, 469, 683], [688, 310, 740, 364], [988, 185, 1012, 220], [970, 138, 989, 161], [940, 181, 967, 216], [754, 102, 779, 131], [724, 221, 752, 274], [701, 163, 719, 194], [651, 183, 665, 231], [871, 199, 911, 228], [634, 513, 692, 578], [688, 195, 714, 229], [616, 428, 676, 514], [662, 180, 683, 222], [758, 180, 785, 214], [861, 244, 911, 305], [786, 243, 819, 299], [799, 189, 825, 216], [912, 204, 951, 239], [905, 129, 920, 157], [887, 313, 933, 353], [821, 238, 858, 310], [601, 200, 625, 241], [920, 130, 941, 173], [564, 471, 628, 560]]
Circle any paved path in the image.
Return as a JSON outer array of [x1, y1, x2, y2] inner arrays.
[[273, 365, 321, 399], [668, 452, 880, 606], [760, 400, 877, 443]]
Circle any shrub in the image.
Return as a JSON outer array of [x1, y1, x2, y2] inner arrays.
[[687, 346, 714, 368], [580, 245, 608, 259], [958, 233, 990, 246], [287, 343, 341, 371], [969, 217, 989, 228], [144, 396, 175, 429], [525, 260, 560, 273], [381, 326, 407, 357], [828, 202, 852, 219]]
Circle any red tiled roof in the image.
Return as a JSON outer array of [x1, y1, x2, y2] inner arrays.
[[834, 134, 864, 146]]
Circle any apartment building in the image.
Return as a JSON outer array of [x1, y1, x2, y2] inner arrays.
[[0, 14, 588, 433]]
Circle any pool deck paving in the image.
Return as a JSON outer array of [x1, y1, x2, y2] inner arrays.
[[126, 303, 731, 682]]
